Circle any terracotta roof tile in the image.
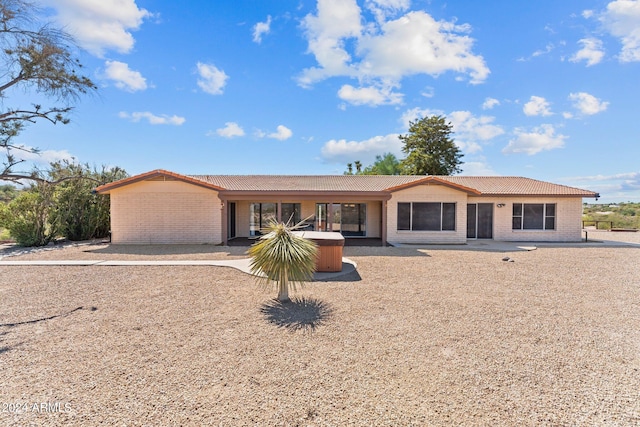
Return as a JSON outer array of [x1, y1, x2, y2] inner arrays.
[[437, 176, 597, 196], [189, 175, 422, 192], [190, 174, 597, 197], [97, 170, 598, 197]]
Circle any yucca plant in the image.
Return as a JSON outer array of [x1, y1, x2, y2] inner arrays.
[[248, 220, 318, 303]]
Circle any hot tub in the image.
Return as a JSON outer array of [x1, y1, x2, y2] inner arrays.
[[293, 231, 344, 272]]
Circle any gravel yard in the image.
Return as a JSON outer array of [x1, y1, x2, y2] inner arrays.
[[1, 232, 639, 426]]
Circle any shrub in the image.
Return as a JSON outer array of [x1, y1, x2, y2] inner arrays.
[[0, 186, 58, 246]]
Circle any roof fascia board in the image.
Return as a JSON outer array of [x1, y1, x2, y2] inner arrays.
[[95, 169, 225, 194], [470, 193, 598, 198], [385, 176, 482, 195], [219, 191, 392, 201]]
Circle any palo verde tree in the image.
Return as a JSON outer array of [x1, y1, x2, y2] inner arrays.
[[400, 115, 463, 175], [248, 220, 318, 303], [0, 0, 96, 182]]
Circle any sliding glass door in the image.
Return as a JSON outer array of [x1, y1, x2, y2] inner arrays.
[[250, 203, 301, 236], [315, 203, 366, 236], [249, 203, 276, 236]]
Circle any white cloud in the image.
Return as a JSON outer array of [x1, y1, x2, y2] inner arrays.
[[365, 0, 410, 22], [299, 1, 489, 104], [503, 124, 567, 155], [104, 60, 147, 92], [216, 122, 245, 138], [357, 11, 489, 84], [119, 111, 185, 125], [421, 86, 435, 98], [569, 92, 609, 115], [570, 38, 605, 66], [299, 0, 363, 86], [12, 145, 74, 164], [563, 171, 640, 201], [582, 9, 595, 19], [321, 133, 402, 164], [532, 43, 554, 57], [600, 0, 640, 62], [523, 96, 553, 116], [338, 83, 403, 106], [399, 107, 503, 154], [482, 97, 500, 110], [196, 62, 229, 95], [460, 160, 498, 176], [268, 125, 293, 141], [44, 0, 150, 57], [253, 15, 272, 43], [448, 110, 505, 154], [399, 107, 441, 129]]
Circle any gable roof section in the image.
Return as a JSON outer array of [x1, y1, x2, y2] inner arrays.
[[94, 169, 225, 194], [438, 176, 598, 197], [383, 176, 481, 195], [95, 170, 599, 198]]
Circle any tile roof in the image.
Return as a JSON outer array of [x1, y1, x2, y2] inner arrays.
[[190, 175, 423, 192], [96, 169, 598, 197], [190, 174, 598, 197], [437, 176, 598, 196]]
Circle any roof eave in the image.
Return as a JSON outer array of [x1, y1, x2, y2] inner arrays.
[[219, 190, 392, 201], [385, 176, 482, 195], [95, 169, 225, 194]]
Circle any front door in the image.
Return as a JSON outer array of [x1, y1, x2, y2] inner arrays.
[[467, 203, 493, 239]]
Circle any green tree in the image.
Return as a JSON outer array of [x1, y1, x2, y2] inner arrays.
[[0, 0, 96, 183], [354, 160, 362, 174], [399, 115, 463, 175], [362, 153, 402, 175], [0, 184, 19, 203], [248, 220, 318, 303], [345, 163, 354, 175], [0, 161, 127, 245], [0, 180, 57, 246], [49, 161, 128, 241]]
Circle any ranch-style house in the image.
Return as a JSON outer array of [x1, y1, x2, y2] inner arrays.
[[95, 169, 599, 246]]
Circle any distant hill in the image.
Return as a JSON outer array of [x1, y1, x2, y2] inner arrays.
[[583, 202, 640, 230]]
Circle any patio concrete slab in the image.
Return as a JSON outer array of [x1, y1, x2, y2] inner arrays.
[[0, 257, 358, 281], [389, 239, 640, 251]]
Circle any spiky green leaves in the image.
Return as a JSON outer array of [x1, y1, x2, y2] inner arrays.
[[248, 221, 318, 302]]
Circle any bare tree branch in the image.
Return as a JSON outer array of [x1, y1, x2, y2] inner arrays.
[[0, 0, 96, 182]]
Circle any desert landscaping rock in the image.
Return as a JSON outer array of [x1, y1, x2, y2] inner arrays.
[[1, 231, 639, 425]]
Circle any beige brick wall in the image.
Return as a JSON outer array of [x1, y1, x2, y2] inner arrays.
[[387, 184, 468, 244], [469, 196, 584, 242], [110, 180, 222, 244]]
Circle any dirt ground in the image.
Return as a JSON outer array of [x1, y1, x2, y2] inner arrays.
[[1, 232, 639, 426]]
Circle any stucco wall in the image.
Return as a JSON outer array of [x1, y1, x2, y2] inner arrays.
[[387, 184, 468, 244], [109, 180, 222, 244], [468, 196, 584, 242]]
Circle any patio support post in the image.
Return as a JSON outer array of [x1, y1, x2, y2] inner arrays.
[[381, 200, 387, 246], [328, 201, 334, 232], [221, 196, 228, 246], [277, 201, 282, 223]]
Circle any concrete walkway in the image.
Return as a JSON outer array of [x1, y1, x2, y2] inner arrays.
[[0, 257, 359, 281]]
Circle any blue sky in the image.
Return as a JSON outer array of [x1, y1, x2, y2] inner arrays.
[[9, 0, 640, 202]]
